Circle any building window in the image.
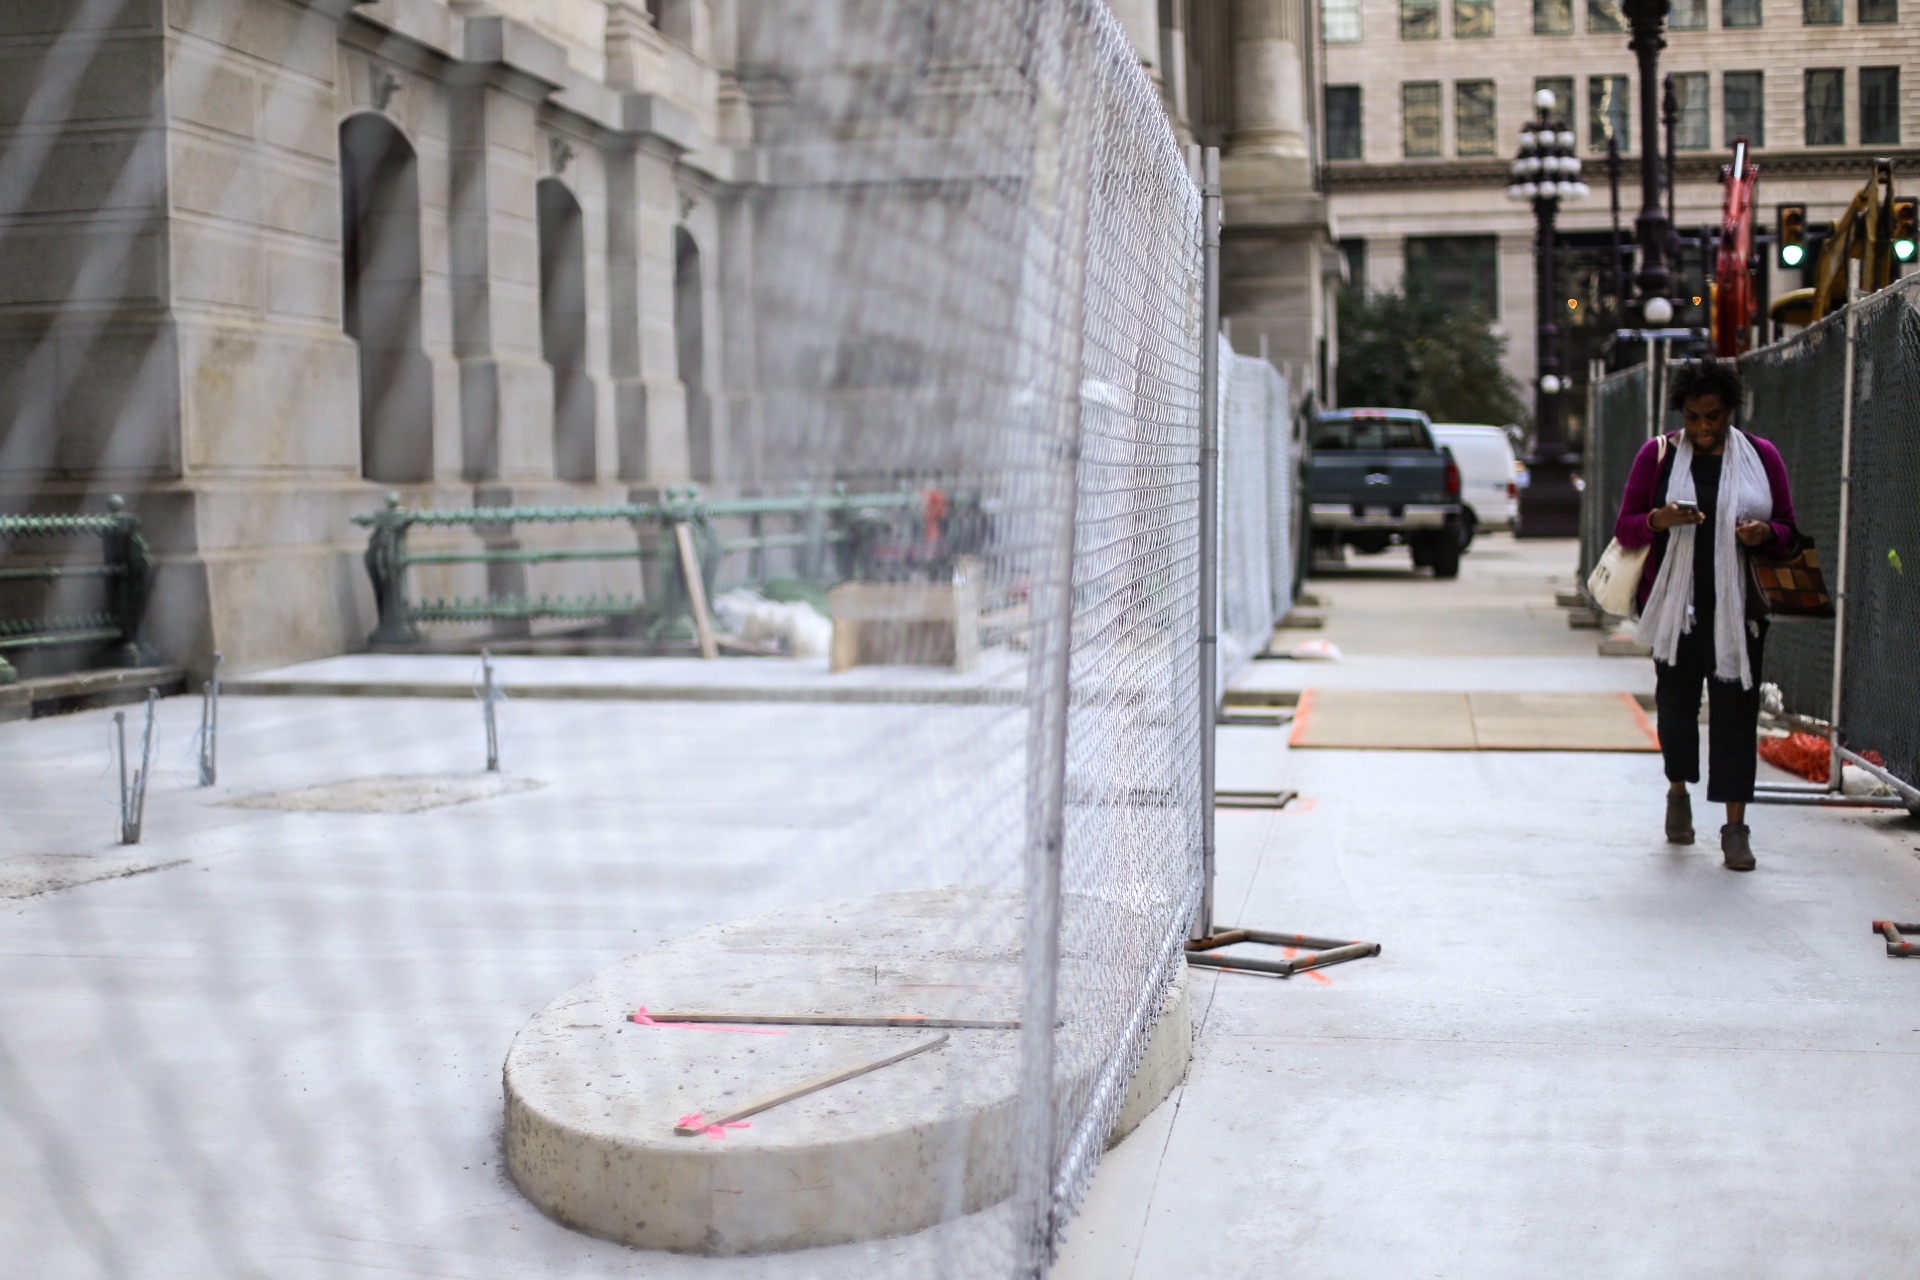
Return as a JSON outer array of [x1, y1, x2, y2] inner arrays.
[[1860, 0, 1897, 20], [1403, 81, 1443, 155], [1589, 75, 1630, 152], [1324, 0, 1362, 42], [1670, 0, 1708, 25], [1401, 0, 1440, 39], [1536, 76, 1575, 126], [1805, 69, 1846, 145], [1723, 0, 1762, 25], [1804, 0, 1843, 19], [1456, 81, 1497, 154], [1862, 67, 1900, 144], [1725, 71, 1765, 146], [1673, 72, 1710, 149], [1326, 85, 1363, 160], [1405, 236, 1500, 316], [1588, 0, 1626, 31], [1455, 0, 1495, 35], [1535, 0, 1573, 31], [1338, 238, 1368, 289]]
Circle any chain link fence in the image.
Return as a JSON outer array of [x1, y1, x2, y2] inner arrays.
[[0, 1, 1302, 1277], [1220, 342, 1297, 677], [1585, 275, 1920, 795]]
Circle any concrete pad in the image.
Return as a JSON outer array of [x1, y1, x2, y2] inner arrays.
[[504, 888, 1190, 1255], [221, 771, 543, 813]]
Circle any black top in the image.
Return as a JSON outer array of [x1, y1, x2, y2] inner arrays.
[[1690, 453, 1722, 616]]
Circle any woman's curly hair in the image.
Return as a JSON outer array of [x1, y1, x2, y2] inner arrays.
[[1668, 357, 1744, 413]]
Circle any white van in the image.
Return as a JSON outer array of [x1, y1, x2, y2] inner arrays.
[[1429, 423, 1521, 538]]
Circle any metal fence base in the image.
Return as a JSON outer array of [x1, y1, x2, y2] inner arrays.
[[1185, 928, 1380, 978], [1873, 921, 1920, 957]]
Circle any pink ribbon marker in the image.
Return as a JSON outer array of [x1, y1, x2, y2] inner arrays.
[[630, 1006, 786, 1035], [675, 1111, 752, 1140]]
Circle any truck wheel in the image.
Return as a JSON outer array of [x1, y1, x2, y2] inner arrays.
[[1430, 532, 1462, 578], [1409, 536, 1433, 568], [1459, 509, 1477, 550]]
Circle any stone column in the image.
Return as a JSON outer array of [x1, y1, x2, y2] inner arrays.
[[447, 18, 565, 483], [1227, 0, 1309, 171]]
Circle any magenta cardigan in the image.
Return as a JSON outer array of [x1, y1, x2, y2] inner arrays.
[[1612, 431, 1799, 612]]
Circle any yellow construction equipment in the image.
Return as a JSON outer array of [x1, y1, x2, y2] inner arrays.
[[1770, 159, 1899, 328]]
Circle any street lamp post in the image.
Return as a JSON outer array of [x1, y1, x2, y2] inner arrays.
[[1507, 89, 1590, 537], [1624, 0, 1675, 325]]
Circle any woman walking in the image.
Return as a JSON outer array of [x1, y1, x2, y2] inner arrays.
[[1614, 358, 1799, 871]]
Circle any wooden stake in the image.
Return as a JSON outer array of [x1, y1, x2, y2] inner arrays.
[[674, 1032, 949, 1135], [674, 521, 718, 660]]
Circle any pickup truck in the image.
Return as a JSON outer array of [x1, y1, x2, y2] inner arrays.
[[1306, 407, 1466, 578]]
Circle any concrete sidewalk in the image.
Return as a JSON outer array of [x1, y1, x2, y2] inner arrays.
[[1059, 537, 1920, 1278]]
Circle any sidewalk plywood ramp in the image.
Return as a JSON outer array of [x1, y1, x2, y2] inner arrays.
[[1290, 689, 1658, 751]]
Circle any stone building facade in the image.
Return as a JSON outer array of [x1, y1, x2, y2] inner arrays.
[[0, 0, 1327, 676], [1322, 0, 1918, 413]]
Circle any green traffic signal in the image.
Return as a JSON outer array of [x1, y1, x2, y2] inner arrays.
[[1776, 204, 1807, 271], [1894, 197, 1917, 263]]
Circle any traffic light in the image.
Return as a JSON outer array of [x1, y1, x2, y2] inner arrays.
[[1777, 204, 1807, 269], [1894, 197, 1918, 264]]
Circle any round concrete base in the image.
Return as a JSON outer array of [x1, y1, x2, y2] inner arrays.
[[503, 888, 1188, 1255]]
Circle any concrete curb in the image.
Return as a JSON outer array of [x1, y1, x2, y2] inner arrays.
[[225, 678, 1023, 706]]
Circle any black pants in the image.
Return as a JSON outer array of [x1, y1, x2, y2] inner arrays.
[[1654, 620, 1766, 804]]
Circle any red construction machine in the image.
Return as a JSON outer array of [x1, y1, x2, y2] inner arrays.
[[1711, 138, 1759, 357]]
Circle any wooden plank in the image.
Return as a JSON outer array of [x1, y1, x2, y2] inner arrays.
[[674, 522, 718, 661], [675, 1032, 950, 1135], [646, 1012, 1019, 1030]]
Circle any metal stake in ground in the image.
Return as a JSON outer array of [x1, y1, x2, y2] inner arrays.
[[479, 649, 500, 773], [197, 651, 221, 787], [1188, 145, 1378, 980], [116, 688, 157, 845]]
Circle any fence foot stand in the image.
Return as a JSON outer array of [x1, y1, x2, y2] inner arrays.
[[1186, 928, 1381, 978], [1873, 921, 1920, 957]]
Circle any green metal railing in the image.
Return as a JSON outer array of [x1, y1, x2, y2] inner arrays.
[[351, 485, 938, 647], [0, 495, 156, 684]]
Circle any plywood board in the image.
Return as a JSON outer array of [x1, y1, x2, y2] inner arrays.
[[1290, 689, 1659, 752], [1289, 690, 1477, 749], [1466, 691, 1659, 752]]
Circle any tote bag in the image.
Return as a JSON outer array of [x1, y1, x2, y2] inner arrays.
[[1585, 435, 1668, 618]]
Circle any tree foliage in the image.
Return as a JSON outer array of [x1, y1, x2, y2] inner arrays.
[[1335, 285, 1529, 427]]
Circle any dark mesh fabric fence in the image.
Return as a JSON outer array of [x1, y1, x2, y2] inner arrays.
[[1837, 279, 1920, 785], [1742, 314, 1849, 722], [1584, 275, 1920, 795], [1583, 364, 1652, 583]]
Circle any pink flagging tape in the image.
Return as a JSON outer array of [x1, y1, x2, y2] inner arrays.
[[675, 1111, 752, 1140], [631, 1005, 787, 1035]]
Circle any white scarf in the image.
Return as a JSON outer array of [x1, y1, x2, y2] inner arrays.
[[1633, 427, 1774, 688]]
